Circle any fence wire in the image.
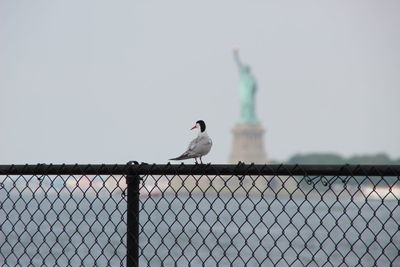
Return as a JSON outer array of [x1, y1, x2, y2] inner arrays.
[[0, 173, 127, 266], [0, 164, 399, 266]]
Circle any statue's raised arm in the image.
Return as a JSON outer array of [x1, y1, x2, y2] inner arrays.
[[233, 47, 244, 71]]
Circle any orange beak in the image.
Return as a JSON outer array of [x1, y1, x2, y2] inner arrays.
[[191, 125, 197, 130]]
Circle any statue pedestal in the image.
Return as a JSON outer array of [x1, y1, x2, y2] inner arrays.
[[229, 123, 267, 164]]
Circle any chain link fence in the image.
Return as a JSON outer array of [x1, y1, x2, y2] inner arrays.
[[0, 164, 399, 266]]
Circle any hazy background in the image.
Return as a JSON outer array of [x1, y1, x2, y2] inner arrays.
[[1, 0, 399, 164]]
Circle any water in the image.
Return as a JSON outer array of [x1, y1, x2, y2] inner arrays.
[[1, 191, 399, 266]]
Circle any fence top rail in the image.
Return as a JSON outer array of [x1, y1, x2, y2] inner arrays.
[[0, 163, 399, 176]]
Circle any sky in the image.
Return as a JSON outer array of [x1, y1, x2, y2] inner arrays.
[[1, 0, 399, 164]]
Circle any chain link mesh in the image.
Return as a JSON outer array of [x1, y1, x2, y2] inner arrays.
[[0, 173, 127, 266], [0, 164, 399, 266], [138, 166, 399, 266]]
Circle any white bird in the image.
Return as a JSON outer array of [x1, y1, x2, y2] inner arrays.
[[170, 120, 213, 164]]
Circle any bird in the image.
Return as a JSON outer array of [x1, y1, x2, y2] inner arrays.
[[169, 120, 213, 164]]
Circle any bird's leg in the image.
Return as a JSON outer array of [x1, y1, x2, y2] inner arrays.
[[200, 157, 203, 164], [195, 158, 198, 164]]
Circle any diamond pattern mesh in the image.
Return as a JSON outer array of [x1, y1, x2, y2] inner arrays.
[[0, 164, 399, 266], [138, 169, 399, 266], [0, 174, 127, 266]]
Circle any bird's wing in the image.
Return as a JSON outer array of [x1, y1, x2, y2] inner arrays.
[[188, 136, 212, 155], [169, 137, 201, 160], [170, 136, 212, 161], [188, 136, 201, 151]]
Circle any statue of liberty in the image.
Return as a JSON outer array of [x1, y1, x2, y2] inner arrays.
[[229, 47, 267, 164], [233, 47, 258, 124]]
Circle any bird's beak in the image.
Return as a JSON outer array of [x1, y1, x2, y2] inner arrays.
[[191, 125, 197, 130]]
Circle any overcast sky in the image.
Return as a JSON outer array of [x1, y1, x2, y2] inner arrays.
[[1, 0, 399, 164]]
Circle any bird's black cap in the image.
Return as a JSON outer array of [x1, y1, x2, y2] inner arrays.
[[196, 120, 206, 132]]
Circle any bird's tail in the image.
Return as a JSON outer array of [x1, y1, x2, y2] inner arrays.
[[169, 152, 191, 161]]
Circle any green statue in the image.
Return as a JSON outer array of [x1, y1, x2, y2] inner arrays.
[[233, 48, 258, 124]]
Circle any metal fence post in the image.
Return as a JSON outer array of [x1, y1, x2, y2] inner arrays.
[[127, 174, 140, 267]]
